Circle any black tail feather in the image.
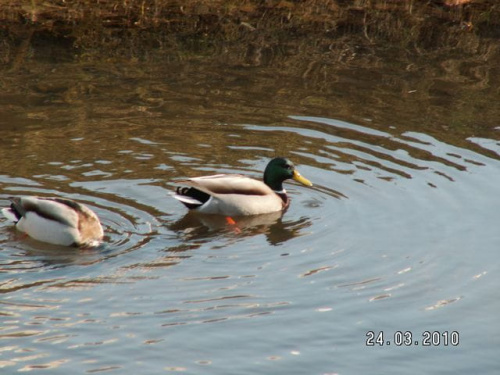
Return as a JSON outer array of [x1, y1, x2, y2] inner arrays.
[[176, 187, 211, 209], [9, 198, 25, 221]]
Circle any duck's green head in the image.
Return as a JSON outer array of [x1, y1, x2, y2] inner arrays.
[[263, 157, 313, 191]]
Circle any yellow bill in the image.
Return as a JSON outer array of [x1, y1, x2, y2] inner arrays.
[[293, 170, 313, 187]]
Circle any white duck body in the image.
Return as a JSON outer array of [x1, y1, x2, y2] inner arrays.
[[173, 174, 288, 216], [2, 197, 104, 247]]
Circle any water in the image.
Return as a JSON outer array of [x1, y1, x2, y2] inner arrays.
[[0, 55, 499, 374]]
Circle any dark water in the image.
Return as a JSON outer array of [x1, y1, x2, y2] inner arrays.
[[0, 52, 499, 374]]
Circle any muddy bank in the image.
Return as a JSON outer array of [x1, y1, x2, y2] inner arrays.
[[1, 0, 499, 64]]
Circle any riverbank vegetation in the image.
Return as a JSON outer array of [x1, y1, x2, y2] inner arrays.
[[0, 0, 498, 63]]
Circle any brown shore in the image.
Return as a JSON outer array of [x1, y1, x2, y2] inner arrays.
[[0, 0, 499, 63]]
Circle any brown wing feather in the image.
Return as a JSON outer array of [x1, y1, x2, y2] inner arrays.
[[180, 174, 274, 196]]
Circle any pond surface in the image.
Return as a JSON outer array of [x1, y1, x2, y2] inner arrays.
[[0, 52, 499, 374]]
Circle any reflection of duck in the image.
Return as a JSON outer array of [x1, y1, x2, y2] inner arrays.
[[2, 197, 103, 247], [173, 158, 313, 216], [175, 210, 284, 232], [170, 211, 311, 246]]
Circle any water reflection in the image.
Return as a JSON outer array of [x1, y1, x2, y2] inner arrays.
[[0, 54, 499, 374], [170, 211, 312, 246], [286, 115, 498, 189]]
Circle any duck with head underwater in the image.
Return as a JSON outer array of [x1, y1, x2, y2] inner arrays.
[[2, 196, 104, 247], [173, 157, 313, 216]]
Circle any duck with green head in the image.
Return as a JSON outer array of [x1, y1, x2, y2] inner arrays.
[[173, 157, 313, 216]]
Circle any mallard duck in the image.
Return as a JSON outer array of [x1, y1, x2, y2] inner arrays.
[[173, 157, 313, 216], [1, 196, 104, 247]]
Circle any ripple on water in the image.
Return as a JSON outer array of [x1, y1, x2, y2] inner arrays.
[[281, 116, 499, 312], [0, 116, 499, 374], [0, 177, 165, 280]]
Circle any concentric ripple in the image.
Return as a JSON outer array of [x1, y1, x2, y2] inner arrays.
[[0, 178, 163, 277], [0, 115, 499, 374]]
